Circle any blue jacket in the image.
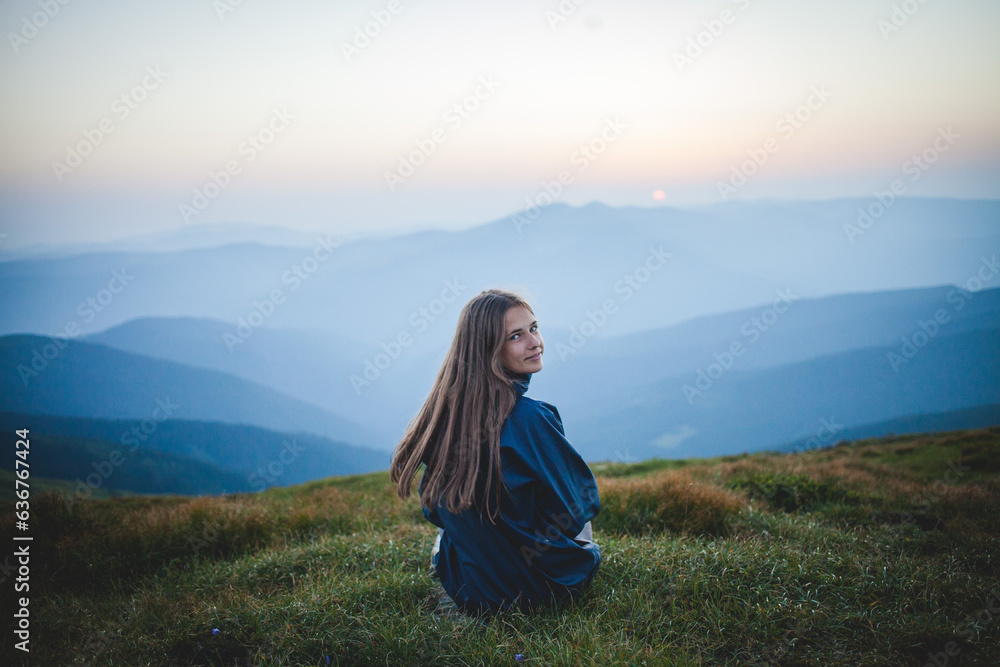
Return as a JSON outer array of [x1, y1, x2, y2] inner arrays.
[[421, 372, 601, 614]]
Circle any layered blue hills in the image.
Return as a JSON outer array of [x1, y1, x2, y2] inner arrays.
[[1, 198, 997, 494]]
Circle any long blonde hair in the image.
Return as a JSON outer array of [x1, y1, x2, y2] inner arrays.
[[390, 288, 534, 524]]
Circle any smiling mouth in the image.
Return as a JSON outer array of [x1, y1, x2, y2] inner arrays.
[[526, 351, 542, 360]]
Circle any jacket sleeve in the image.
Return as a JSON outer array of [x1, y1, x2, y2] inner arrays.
[[510, 400, 601, 537]]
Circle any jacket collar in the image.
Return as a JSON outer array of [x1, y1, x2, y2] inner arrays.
[[511, 372, 531, 397]]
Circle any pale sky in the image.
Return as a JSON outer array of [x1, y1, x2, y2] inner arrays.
[[1, 0, 998, 247]]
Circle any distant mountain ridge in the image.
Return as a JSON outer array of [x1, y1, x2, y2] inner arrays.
[[82, 317, 395, 434], [772, 404, 1000, 453], [0, 222, 327, 261], [1, 198, 997, 467], [77, 286, 1000, 449], [1, 198, 996, 343], [0, 411, 388, 496], [564, 325, 1000, 461], [543, 286, 1000, 411], [0, 335, 385, 448], [45, 284, 1000, 465]]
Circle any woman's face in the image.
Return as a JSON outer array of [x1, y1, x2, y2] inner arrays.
[[500, 305, 543, 375]]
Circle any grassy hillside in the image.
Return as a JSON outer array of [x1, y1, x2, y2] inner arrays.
[[2, 428, 998, 665]]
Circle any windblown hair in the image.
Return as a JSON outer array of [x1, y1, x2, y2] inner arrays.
[[390, 288, 533, 524]]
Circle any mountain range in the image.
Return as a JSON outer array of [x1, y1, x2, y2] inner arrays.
[[1, 197, 997, 493]]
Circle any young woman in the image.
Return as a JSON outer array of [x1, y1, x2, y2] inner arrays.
[[390, 288, 601, 615]]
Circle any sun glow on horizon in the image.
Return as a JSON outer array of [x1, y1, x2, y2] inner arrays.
[[0, 0, 997, 245]]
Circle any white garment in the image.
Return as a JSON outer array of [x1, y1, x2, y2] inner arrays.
[[431, 527, 443, 561]]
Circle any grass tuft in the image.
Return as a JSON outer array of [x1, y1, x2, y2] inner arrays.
[[597, 470, 744, 536]]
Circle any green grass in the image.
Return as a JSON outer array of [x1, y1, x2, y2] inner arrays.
[[2, 427, 999, 666]]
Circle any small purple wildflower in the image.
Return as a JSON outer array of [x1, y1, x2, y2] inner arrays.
[[212, 628, 219, 636], [515, 654, 524, 662]]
